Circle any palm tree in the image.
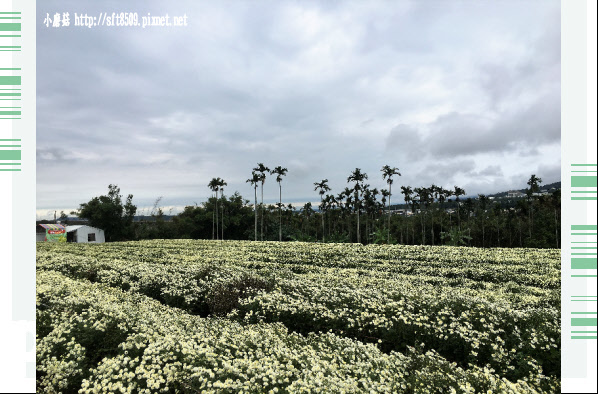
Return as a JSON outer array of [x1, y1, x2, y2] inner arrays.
[[323, 193, 337, 236], [362, 186, 379, 243], [381, 189, 389, 210], [253, 163, 270, 241], [429, 184, 440, 245], [208, 178, 220, 239], [381, 165, 401, 243], [270, 166, 288, 242], [337, 189, 350, 235], [314, 179, 331, 242], [549, 189, 560, 248], [453, 186, 466, 230], [300, 202, 314, 238], [414, 187, 425, 244], [347, 168, 368, 243], [414, 187, 434, 244], [477, 194, 489, 247], [401, 186, 414, 212], [527, 174, 542, 194], [526, 174, 542, 240], [246, 172, 260, 241], [401, 186, 416, 244], [217, 178, 227, 240], [442, 187, 454, 228]]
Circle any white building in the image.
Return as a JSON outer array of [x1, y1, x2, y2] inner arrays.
[[506, 190, 526, 198], [66, 225, 105, 243]]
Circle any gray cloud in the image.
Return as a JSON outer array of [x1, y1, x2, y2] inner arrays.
[[36, 0, 561, 218]]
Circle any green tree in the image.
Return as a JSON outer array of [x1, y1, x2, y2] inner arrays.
[[414, 187, 431, 244], [477, 194, 489, 247], [362, 185, 380, 243], [549, 189, 560, 248], [299, 202, 314, 240], [253, 163, 270, 241], [347, 168, 368, 243], [218, 178, 227, 240], [76, 184, 137, 242], [401, 186, 416, 244], [322, 193, 337, 237], [381, 165, 401, 244], [314, 179, 331, 242], [270, 166, 288, 242], [453, 186, 466, 230], [208, 178, 220, 239], [439, 187, 453, 233], [526, 174, 543, 240], [440, 228, 472, 246], [246, 172, 260, 241]]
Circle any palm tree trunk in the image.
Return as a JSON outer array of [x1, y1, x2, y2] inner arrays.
[[278, 182, 282, 242], [528, 200, 533, 240], [220, 190, 224, 240], [321, 198, 325, 242], [347, 214, 352, 241], [366, 214, 369, 244], [212, 194, 216, 239], [554, 209, 559, 248], [215, 193, 219, 240], [356, 202, 360, 243], [482, 222, 485, 247], [388, 185, 392, 244], [260, 183, 264, 241], [528, 209, 531, 240], [254, 187, 258, 241], [328, 208, 334, 235], [497, 224, 500, 247], [421, 212, 425, 245], [509, 224, 513, 248], [519, 219, 522, 246]]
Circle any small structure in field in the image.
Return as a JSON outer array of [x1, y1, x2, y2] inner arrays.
[[37, 224, 106, 243], [66, 225, 105, 243], [37, 224, 67, 242]]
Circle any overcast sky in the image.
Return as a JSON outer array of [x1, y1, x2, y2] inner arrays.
[[36, 0, 560, 219]]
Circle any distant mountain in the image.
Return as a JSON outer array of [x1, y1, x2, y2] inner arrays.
[[487, 181, 561, 198], [389, 181, 561, 209]]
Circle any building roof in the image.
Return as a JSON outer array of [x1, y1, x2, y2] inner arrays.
[[65, 225, 104, 233], [39, 224, 66, 230]]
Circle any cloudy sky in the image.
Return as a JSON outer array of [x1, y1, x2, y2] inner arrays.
[[36, 0, 560, 219]]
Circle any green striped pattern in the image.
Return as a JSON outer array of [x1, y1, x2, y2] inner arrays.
[[0, 45, 21, 52], [0, 9, 22, 171], [571, 312, 598, 340], [0, 76, 20, 85], [0, 69, 20, 113], [571, 296, 597, 302], [571, 224, 598, 236], [571, 258, 597, 270], [0, 105, 20, 119], [571, 164, 598, 200], [0, 12, 20, 37], [0, 139, 20, 171], [571, 227, 597, 277]]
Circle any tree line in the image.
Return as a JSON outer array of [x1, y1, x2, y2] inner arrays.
[[69, 167, 560, 248]]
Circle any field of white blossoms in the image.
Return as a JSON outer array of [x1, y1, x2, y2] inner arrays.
[[36, 240, 560, 393]]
